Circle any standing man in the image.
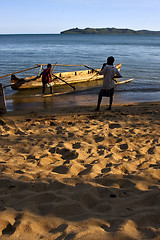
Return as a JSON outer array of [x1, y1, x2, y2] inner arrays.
[[95, 56, 122, 111], [41, 63, 53, 94]]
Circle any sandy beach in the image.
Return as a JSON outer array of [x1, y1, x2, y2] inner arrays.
[[0, 101, 160, 240]]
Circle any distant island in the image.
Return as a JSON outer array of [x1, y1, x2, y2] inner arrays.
[[60, 27, 160, 35]]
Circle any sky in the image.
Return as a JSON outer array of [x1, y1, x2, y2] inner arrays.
[[0, 0, 160, 34]]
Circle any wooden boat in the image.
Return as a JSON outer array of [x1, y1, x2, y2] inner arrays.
[[9, 63, 130, 91]]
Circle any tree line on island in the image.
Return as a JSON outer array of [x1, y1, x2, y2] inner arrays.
[[60, 27, 160, 35]]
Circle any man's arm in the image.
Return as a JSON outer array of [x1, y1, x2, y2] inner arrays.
[[114, 69, 122, 78], [113, 69, 122, 82], [101, 63, 106, 71], [100, 65, 108, 75], [114, 73, 122, 78]]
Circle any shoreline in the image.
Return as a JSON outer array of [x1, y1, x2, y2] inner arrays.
[[3, 99, 160, 117], [0, 101, 160, 240], [4, 87, 160, 114]]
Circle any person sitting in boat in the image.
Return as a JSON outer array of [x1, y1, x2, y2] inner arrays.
[[95, 56, 122, 111], [11, 74, 26, 90], [40, 64, 53, 94], [11, 74, 24, 82]]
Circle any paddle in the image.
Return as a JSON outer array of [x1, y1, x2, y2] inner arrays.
[[52, 73, 76, 90]]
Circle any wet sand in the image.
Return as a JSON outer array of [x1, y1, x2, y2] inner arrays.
[[6, 91, 159, 113], [0, 101, 160, 239]]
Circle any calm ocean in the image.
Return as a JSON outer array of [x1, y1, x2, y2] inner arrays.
[[0, 34, 160, 111]]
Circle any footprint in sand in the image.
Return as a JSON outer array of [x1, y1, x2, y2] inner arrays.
[[14, 170, 25, 174], [49, 147, 78, 160], [78, 164, 92, 176], [52, 165, 69, 174], [49, 223, 68, 234], [72, 142, 81, 149], [94, 135, 105, 143], [67, 132, 75, 138], [50, 121, 57, 126], [55, 126, 64, 134], [0, 119, 6, 126], [15, 129, 26, 135], [109, 123, 121, 129], [147, 146, 155, 155], [101, 167, 111, 174], [97, 145, 106, 155], [119, 143, 128, 151], [0, 119, 10, 133], [116, 137, 123, 143], [0, 210, 22, 237]]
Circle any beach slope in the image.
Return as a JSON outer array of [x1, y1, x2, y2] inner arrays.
[[0, 102, 160, 240]]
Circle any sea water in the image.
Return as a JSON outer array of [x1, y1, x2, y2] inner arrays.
[[0, 34, 160, 111]]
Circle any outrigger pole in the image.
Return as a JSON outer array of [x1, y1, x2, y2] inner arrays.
[[0, 66, 40, 79], [35, 64, 86, 67]]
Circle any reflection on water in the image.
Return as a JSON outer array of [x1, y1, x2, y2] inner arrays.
[[6, 86, 160, 112], [4, 76, 160, 112]]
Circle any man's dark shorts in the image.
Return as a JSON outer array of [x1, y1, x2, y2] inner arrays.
[[99, 88, 114, 97]]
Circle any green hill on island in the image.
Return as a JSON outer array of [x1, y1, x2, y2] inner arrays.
[[60, 27, 160, 35]]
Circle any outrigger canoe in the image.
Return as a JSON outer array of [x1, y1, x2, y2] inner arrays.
[[9, 63, 132, 91]]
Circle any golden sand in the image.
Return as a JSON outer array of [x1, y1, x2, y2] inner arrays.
[[0, 102, 160, 240]]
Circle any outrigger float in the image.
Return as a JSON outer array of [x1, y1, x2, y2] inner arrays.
[[1, 63, 133, 91]]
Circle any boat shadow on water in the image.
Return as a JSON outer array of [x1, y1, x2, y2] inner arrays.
[[5, 79, 103, 112]]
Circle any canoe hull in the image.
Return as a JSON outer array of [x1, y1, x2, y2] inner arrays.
[[11, 64, 122, 90]]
